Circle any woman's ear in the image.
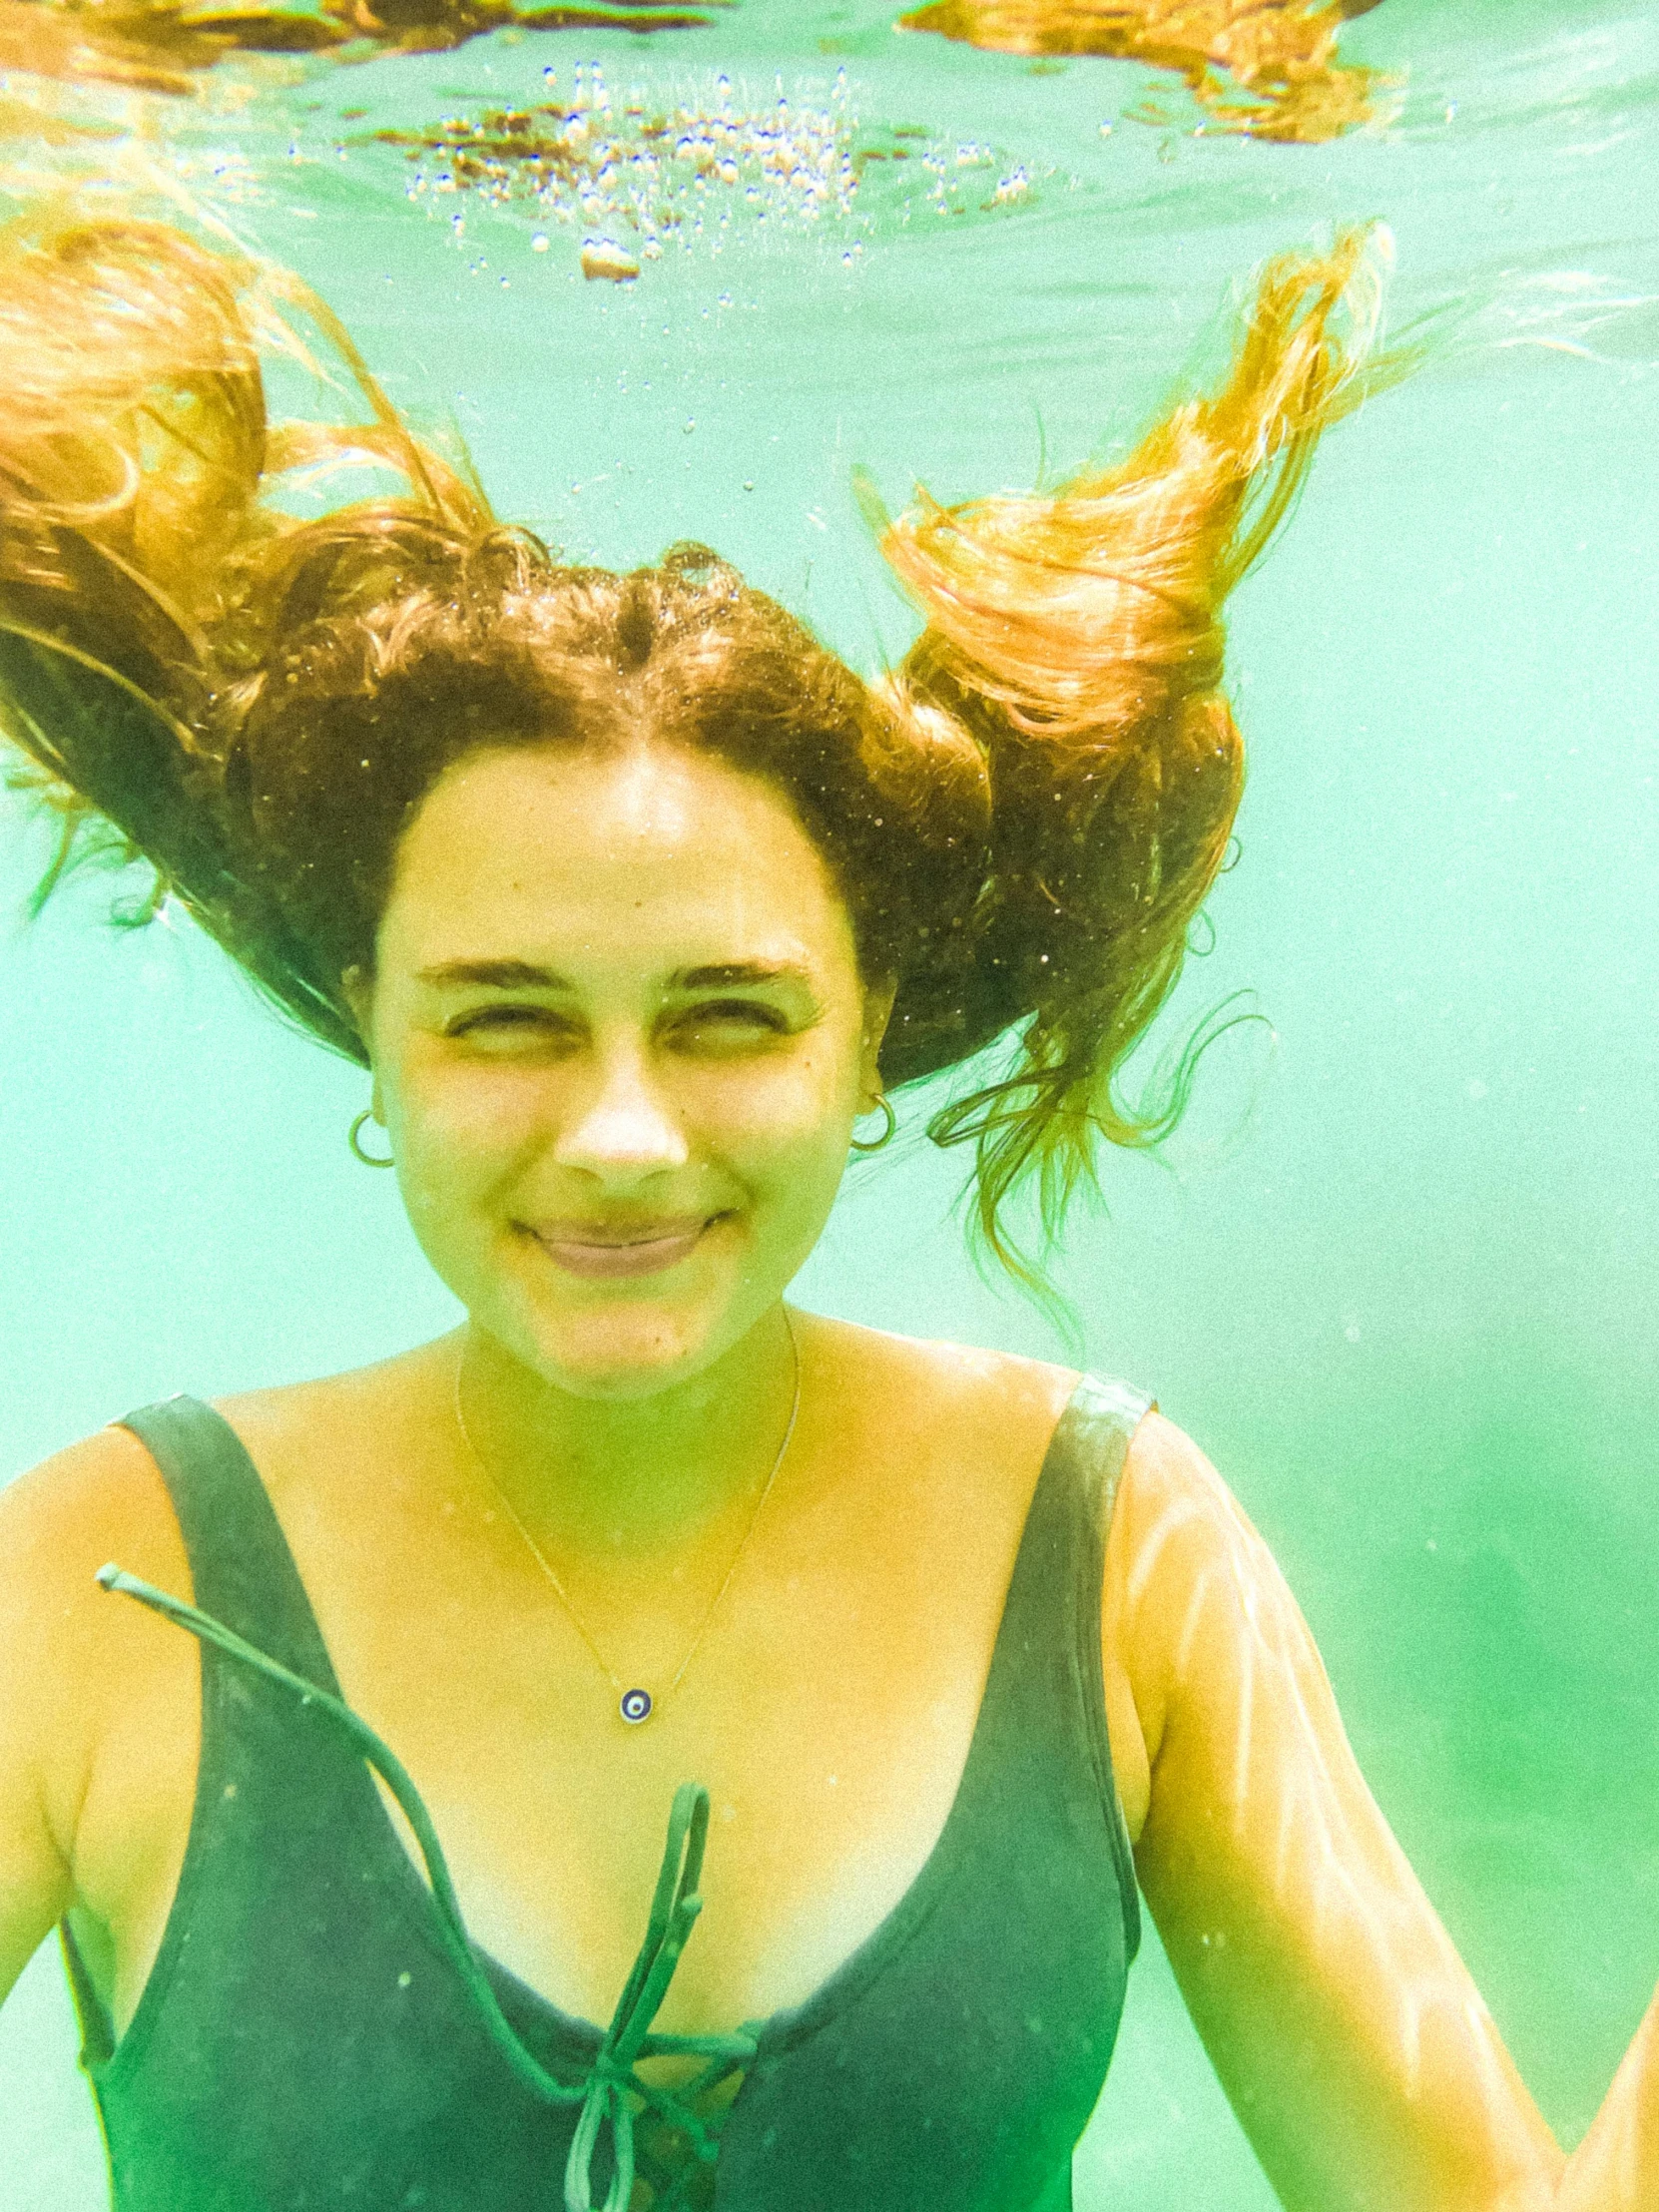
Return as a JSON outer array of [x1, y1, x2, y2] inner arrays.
[[860, 977, 898, 1101]]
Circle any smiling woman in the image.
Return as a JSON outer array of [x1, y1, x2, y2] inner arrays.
[[362, 743, 882, 1396], [1, 200, 1657, 2212]]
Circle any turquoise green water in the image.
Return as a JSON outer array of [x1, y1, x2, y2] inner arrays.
[[2, 0, 1657, 2201]]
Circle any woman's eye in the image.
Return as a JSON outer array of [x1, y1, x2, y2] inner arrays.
[[446, 1005, 581, 1047], [666, 1000, 791, 1048]]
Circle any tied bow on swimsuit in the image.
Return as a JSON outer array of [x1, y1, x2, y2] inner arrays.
[[98, 1565, 761, 2212]]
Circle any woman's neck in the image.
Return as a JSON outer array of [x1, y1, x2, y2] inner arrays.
[[451, 1305, 802, 1562]]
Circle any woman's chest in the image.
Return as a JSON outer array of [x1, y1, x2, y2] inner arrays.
[[352, 1631, 1002, 2034], [80, 1413, 1096, 2042]]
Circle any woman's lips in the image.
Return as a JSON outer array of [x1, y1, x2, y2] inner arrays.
[[526, 1215, 718, 1280]]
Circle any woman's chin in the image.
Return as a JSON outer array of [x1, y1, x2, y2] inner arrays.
[[510, 1302, 728, 1400]]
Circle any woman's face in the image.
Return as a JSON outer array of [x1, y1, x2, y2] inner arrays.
[[351, 742, 889, 1399]]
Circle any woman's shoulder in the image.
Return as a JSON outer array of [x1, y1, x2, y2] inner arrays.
[[1111, 1403, 1255, 1556], [0, 1351, 433, 1569], [207, 1342, 440, 1456], [784, 1327, 1270, 1646], [797, 1312, 1085, 1438], [0, 1419, 185, 1604], [794, 1313, 1174, 1508], [0, 1421, 193, 1804]]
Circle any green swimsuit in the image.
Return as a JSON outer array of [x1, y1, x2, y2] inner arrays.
[[64, 1374, 1149, 2211]]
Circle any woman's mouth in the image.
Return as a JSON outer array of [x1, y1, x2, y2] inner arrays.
[[525, 1214, 723, 1280]]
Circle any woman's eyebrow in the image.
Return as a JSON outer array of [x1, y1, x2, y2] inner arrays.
[[415, 959, 571, 990], [671, 962, 814, 991], [412, 959, 815, 991]]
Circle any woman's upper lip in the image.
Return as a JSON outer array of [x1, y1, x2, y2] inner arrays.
[[527, 1215, 715, 1248]]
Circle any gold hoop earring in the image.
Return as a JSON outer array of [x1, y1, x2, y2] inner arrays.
[[849, 1095, 897, 1154], [348, 1109, 396, 1168]]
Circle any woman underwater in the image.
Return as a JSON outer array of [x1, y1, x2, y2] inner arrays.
[[0, 205, 1655, 2212]]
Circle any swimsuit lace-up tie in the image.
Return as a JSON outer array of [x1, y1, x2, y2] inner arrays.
[[96, 1565, 758, 2212]]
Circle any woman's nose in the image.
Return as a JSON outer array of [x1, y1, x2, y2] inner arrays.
[[552, 1045, 690, 1181]]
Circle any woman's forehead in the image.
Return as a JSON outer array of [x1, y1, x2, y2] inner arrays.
[[382, 743, 855, 975]]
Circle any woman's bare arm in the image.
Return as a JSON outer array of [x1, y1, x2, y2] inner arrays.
[[1111, 1412, 1573, 2212], [0, 1428, 182, 2015], [0, 1456, 86, 2006]]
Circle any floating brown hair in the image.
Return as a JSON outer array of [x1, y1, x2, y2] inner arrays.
[[898, 0, 1392, 146], [0, 205, 1400, 1278]]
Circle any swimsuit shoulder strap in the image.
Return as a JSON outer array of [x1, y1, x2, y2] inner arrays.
[[118, 1394, 341, 1695], [977, 1370, 1152, 1946], [997, 1371, 1152, 1680]]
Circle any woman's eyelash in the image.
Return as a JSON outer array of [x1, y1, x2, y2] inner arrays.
[[444, 1000, 792, 1038], [446, 1004, 568, 1035], [677, 999, 790, 1030]]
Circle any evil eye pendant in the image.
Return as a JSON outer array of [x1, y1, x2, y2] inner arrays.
[[619, 1688, 654, 1724]]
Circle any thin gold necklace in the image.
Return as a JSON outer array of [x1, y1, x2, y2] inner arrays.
[[452, 1313, 801, 1727]]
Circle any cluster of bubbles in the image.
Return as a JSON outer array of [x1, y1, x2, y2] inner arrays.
[[386, 65, 858, 274], [375, 63, 1039, 276]]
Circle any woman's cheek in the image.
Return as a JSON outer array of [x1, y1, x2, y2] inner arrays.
[[384, 1086, 537, 1280], [686, 1033, 858, 1144], [391, 1060, 560, 1183], [723, 1091, 857, 1254]]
